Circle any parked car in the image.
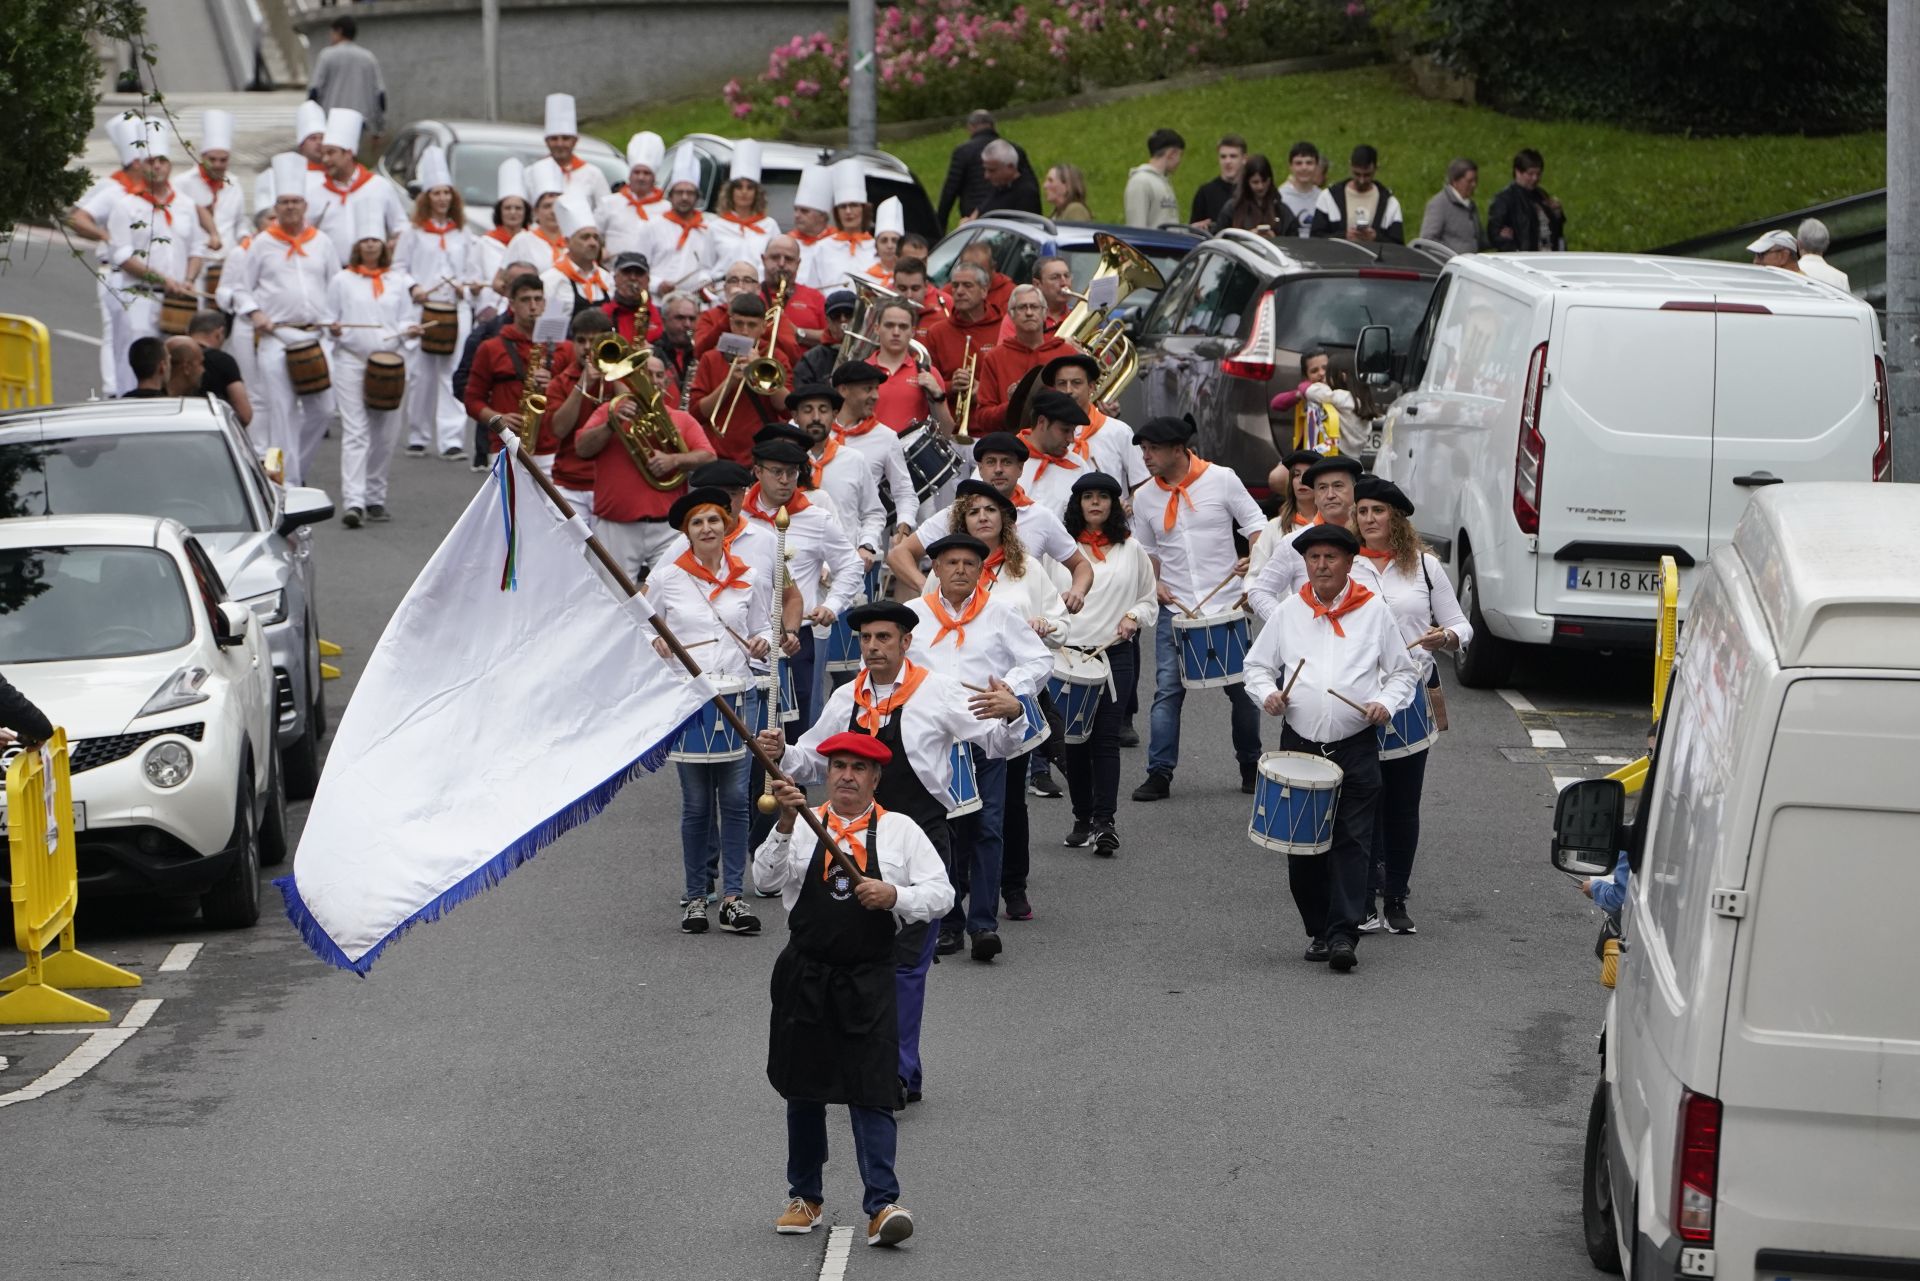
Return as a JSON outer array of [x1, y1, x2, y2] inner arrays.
[[659, 135, 940, 243], [0, 515, 280, 927], [1550, 483, 1920, 1277], [377, 120, 628, 233], [1117, 232, 1442, 494], [925, 212, 1201, 322], [1358, 252, 1889, 686], [0, 397, 335, 797]]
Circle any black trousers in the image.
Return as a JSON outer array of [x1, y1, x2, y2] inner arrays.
[[1368, 747, 1429, 901], [1280, 724, 1382, 947], [999, 746, 1033, 900], [1063, 640, 1135, 827]]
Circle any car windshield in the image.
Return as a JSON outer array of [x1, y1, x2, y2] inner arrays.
[[451, 142, 625, 210], [1269, 275, 1435, 352], [0, 545, 194, 662], [0, 432, 255, 533]]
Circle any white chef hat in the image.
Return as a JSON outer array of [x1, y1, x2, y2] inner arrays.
[[352, 196, 389, 246], [200, 108, 234, 156], [295, 100, 327, 144], [496, 157, 528, 204], [544, 93, 578, 138], [253, 171, 277, 214], [269, 153, 309, 203], [626, 131, 665, 173], [107, 113, 144, 168], [729, 140, 763, 186], [875, 196, 904, 237], [830, 159, 866, 209], [524, 157, 566, 202], [554, 195, 595, 240], [141, 117, 173, 162], [667, 147, 701, 194], [794, 164, 833, 214], [416, 144, 453, 193], [322, 107, 364, 154]]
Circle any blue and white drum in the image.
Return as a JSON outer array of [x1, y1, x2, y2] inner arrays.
[[1248, 750, 1344, 854], [820, 610, 862, 674], [1377, 684, 1436, 760], [862, 559, 886, 603], [903, 424, 960, 503], [668, 677, 749, 764], [946, 741, 981, 818], [1009, 690, 1049, 758], [1172, 609, 1250, 689], [778, 661, 800, 723], [1047, 648, 1110, 746]]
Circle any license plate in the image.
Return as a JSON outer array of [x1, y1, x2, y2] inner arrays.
[[1567, 565, 1660, 593], [0, 802, 85, 835]]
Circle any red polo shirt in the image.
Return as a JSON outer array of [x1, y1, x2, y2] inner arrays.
[[689, 346, 792, 466], [589, 408, 714, 523], [872, 352, 945, 434]]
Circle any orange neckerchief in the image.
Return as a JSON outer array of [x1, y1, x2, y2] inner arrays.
[[1154, 455, 1210, 532], [266, 224, 317, 259], [835, 415, 883, 439], [559, 155, 588, 174], [486, 225, 516, 246], [744, 484, 810, 522], [811, 438, 841, 487], [661, 208, 706, 250], [852, 660, 929, 735], [1077, 530, 1111, 562], [307, 160, 325, 172], [793, 228, 831, 248], [112, 170, 150, 198], [1300, 578, 1376, 637], [1357, 546, 1393, 563], [350, 264, 388, 298], [675, 547, 750, 601], [863, 263, 894, 285], [720, 210, 770, 231], [833, 230, 873, 247], [197, 165, 226, 191], [1021, 429, 1079, 480], [619, 188, 653, 221], [1070, 407, 1107, 461], [926, 587, 990, 648], [420, 218, 459, 251], [321, 165, 375, 204], [1009, 484, 1033, 507], [556, 257, 607, 302], [137, 189, 176, 226], [1295, 511, 1320, 527], [818, 802, 886, 879], [722, 514, 751, 552], [979, 547, 1007, 590]]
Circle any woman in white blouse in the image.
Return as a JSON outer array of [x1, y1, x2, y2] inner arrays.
[[326, 212, 421, 527], [1058, 472, 1157, 855], [1352, 476, 1472, 937]]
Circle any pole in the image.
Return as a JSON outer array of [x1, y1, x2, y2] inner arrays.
[[1889, 1, 1920, 481], [848, 0, 876, 151], [481, 0, 501, 123]]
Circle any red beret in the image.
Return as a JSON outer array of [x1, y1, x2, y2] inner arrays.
[[815, 731, 893, 765]]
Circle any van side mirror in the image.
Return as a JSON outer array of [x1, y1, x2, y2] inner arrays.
[[1551, 779, 1626, 877], [1355, 324, 1392, 375]]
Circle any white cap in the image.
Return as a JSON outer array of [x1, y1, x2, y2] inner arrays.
[[544, 93, 578, 138], [729, 139, 763, 186], [626, 131, 665, 173], [270, 153, 309, 203], [142, 117, 173, 162], [794, 164, 833, 214], [416, 144, 453, 192], [253, 171, 277, 214], [875, 196, 904, 237], [352, 197, 389, 246], [496, 157, 528, 204], [295, 100, 327, 143], [200, 108, 234, 156], [1746, 229, 1799, 256], [107, 113, 144, 168], [555, 194, 595, 240], [667, 147, 701, 194], [322, 107, 364, 154], [830, 159, 866, 209], [525, 157, 566, 201]]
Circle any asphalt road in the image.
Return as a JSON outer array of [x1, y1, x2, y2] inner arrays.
[[0, 260, 1654, 1280]]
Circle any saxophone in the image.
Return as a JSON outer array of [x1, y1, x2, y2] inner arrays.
[[517, 341, 549, 455]]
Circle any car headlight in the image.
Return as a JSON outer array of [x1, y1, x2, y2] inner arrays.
[[143, 741, 194, 788], [243, 588, 289, 625], [137, 666, 211, 718]]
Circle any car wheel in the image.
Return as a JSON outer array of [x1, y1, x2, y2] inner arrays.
[[201, 773, 262, 929], [1582, 1079, 1624, 1273], [259, 754, 290, 867], [309, 622, 328, 739], [1453, 552, 1514, 689], [282, 696, 321, 802]]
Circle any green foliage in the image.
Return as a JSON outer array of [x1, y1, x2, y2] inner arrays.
[[0, 0, 147, 231]]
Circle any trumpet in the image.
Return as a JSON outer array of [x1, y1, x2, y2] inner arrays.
[[595, 336, 691, 491], [951, 337, 978, 444], [718, 277, 790, 431]]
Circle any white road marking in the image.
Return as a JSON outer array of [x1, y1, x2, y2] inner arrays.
[[157, 942, 203, 972], [53, 328, 103, 347], [1496, 688, 1537, 713], [818, 1225, 854, 1280], [0, 1056, 8, 1070], [1530, 727, 1568, 749], [1594, 754, 1632, 765], [0, 997, 160, 1109], [1552, 776, 1580, 792]]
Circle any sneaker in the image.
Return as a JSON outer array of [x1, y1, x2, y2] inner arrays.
[[775, 1197, 824, 1234], [1303, 938, 1330, 963], [1329, 939, 1358, 972], [1117, 722, 1140, 748], [405, 444, 428, 458], [718, 897, 761, 934], [1004, 893, 1033, 922], [867, 1203, 913, 1247], [1358, 902, 1386, 934], [341, 506, 363, 529], [1028, 768, 1062, 798], [366, 504, 390, 523], [1093, 824, 1120, 856], [681, 898, 710, 934], [440, 446, 464, 461], [1130, 772, 1171, 802], [1240, 763, 1257, 795], [935, 926, 964, 956], [469, 456, 490, 473], [1063, 822, 1091, 848], [753, 886, 780, 899], [970, 930, 1003, 963], [1384, 898, 1417, 935]]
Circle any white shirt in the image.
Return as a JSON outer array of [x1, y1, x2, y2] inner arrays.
[[931, 560, 1067, 651], [540, 261, 613, 321], [1247, 520, 1328, 618], [813, 442, 886, 552], [834, 421, 915, 525], [792, 232, 840, 291], [753, 806, 954, 921], [906, 588, 1054, 697], [1070, 413, 1147, 491], [1243, 580, 1420, 743], [77, 175, 134, 264], [503, 228, 567, 272], [596, 190, 657, 259], [709, 214, 780, 278], [1313, 185, 1404, 239], [1059, 537, 1158, 648], [107, 189, 206, 283], [913, 501, 1078, 570], [394, 223, 476, 308], [1246, 513, 1296, 579], [643, 555, 763, 682], [230, 225, 339, 329], [805, 234, 879, 293], [1018, 450, 1082, 517], [1130, 460, 1265, 606], [662, 516, 778, 664], [324, 266, 418, 358], [174, 169, 248, 259], [643, 216, 716, 293], [1798, 253, 1850, 292], [557, 160, 612, 212], [307, 170, 407, 268], [739, 498, 862, 615], [1362, 550, 1472, 681]]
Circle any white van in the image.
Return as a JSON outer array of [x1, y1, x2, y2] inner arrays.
[[1355, 253, 1889, 687], [1550, 483, 1920, 1278]]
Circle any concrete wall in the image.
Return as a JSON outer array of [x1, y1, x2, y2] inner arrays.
[[295, 0, 839, 131]]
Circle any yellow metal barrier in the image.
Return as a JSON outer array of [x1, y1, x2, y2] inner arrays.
[[0, 731, 141, 1024], [0, 313, 55, 410], [1605, 555, 1681, 797]]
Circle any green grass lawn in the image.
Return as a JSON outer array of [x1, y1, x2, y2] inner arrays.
[[591, 65, 1886, 251]]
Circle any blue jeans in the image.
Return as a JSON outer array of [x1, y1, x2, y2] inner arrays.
[[787, 1100, 899, 1216], [946, 750, 1005, 935], [679, 688, 758, 901], [1147, 605, 1261, 777]]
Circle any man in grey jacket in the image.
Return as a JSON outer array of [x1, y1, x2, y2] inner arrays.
[[1123, 129, 1184, 230], [1418, 158, 1482, 256], [308, 17, 387, 152]]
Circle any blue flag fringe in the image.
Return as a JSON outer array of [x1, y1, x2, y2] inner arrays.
[[274, 725, 689, 975]]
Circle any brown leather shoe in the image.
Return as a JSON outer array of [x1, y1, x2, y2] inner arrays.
[[867, 1203, 914, 1246], [776, 1197, 824, 1234]]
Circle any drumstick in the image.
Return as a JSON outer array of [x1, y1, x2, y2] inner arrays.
[[1164, 596, 1193, 617], [1185, 569, 1241, 618], [1328, 688, 1373, 715], [1283, 659, 1306, 697]]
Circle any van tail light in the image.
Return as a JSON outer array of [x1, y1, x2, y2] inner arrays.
[[1874, 356, 1892, 481], [1674, 1089, 1721, 1244], [1513, 341, 1548, 534], [1224, 289, 1276, 382]]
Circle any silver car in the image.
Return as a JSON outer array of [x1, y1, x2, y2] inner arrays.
[[0, 397, 335, 798]]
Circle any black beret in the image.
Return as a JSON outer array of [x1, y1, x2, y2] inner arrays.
[[972, 431, 1028, 463], [1029, 388, 1089, 427], [955, 477, 1017, 518], [1293, 523, 1361, 555], [830, 359, 883, 387], [1070, 470, 1123, 497], [785, 382, 842, 411], [925, 532, 990, 561], [847, 600, 917, 632], [666, 486, 734, 532], [752, 439, 810, 467], [689, 460, 753, 489], [1354, 475, 1414, 516], [1131, 416, 1189, 445], [1041, 352, 1102, 385], [753, 423, 811, 451], [1281, 448, 1324, 470], [1302, 455, 1364, 486]]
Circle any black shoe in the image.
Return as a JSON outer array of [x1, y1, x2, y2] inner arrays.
[[405, 444, 428, 457], [1241, 763, 1257, 794], [1384, 898, 1417, 935], [366, 504, 390, 523], [1131, 772, 1171, 802], [1028, 768, 1062, 798], [905, 1087, 923, 1104], [1063, 822, 1091, 848], [970, 931, 1003, 962], [341, 506, 363, 529], [1304, 938, 1330, 963], [718, 898, 761, 934], [935, 926, 964, 956], [1093, 824, 1120, 856], [440, 446, 464, 462], [1004, 893, 1033, 922], [1117, 722, 1140, 748], [1358, 901, 1385, 934], [1328, 939, 1358, 972]]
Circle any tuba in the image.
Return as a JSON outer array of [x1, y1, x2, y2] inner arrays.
[[596, 336, 691, 491], [1055, 232, 1165, 406], [834, 273, 906, 372]]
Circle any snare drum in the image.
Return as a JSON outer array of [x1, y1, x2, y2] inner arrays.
[[284, 337, 331, 396], [1376, 684, 1436, 761], [903, 426, 959, 502], [946, 741, 980, 817], [1248, 751, 1344, 854], [364, 352, 407, 411], [819, 611, 862, 674], [668, 677, 749, 763], [1172, 610, 1250, 688], [1047, 648, 1111, 746], [421, 301, 459, 356], [159, 291, 197, 336], [1008, 690, 1048, 758]]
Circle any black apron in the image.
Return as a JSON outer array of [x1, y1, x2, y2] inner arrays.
[[847, 700, 949, 963], [766, 818, 902, 1110]]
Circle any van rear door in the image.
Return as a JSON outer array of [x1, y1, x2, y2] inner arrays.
[[1708, 301, 1878, 547], [1534, 300, 1714, 625], [1714, 676, 1920, 1266]]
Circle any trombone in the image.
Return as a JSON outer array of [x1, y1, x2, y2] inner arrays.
[[718, 276, 790, 431]]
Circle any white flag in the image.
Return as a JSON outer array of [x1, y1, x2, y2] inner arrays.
[[277, 457, 712, 972]]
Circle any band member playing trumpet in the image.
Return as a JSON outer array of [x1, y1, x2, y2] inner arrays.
[[692, 293, 793, 464], [922, 261, 1002, 378], [576, 348, 716, 582]]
